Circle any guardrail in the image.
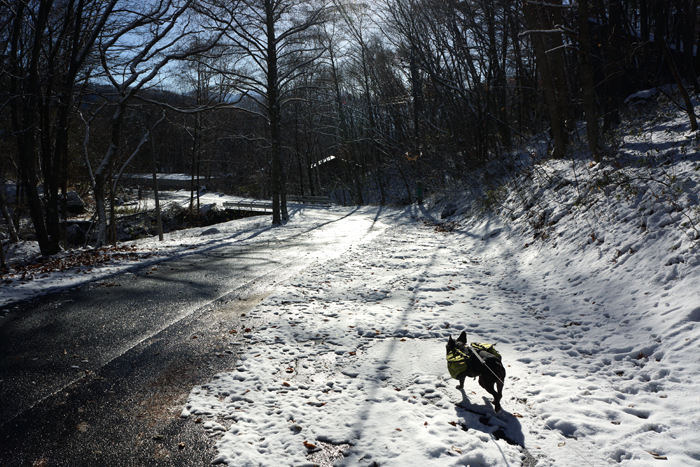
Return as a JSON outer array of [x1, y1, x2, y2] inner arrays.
[[223, 201, 273, 212], [287, 195, 334, 204]]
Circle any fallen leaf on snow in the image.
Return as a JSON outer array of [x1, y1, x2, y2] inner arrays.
[[645, 450, 667, 460]]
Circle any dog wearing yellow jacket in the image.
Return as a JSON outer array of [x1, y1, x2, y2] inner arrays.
[[446, 331, 506, 412]]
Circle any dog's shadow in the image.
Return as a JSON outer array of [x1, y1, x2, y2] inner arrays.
[[453, 388, 526, 451]]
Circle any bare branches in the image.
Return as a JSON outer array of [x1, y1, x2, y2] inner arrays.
[[80, 0, 227, 246]]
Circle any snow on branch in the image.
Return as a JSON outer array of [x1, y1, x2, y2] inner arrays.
[[519, 28, 566, 37], [524, 1, 577, 8], [520, 24, 577, 38]]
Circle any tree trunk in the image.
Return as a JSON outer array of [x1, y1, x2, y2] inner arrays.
[[189, 112, 199, 212], [0, 237, 5, 269], [603, 0, 623, 130], [0, 179, 19, 243], [265, 0, 283, 225], [679, 0, 700, 93], [109, 178, 117, 246], [294, 114, 305, 196], [150, 123, 164, 241], [550, 1, 571, 133], [307, 154, 316, 197], [486, 5, 509, 148], [578, 0, 603, 161], [93, 105, 125, 247], [522, 2, 568, 158], [94, 175, 108, 247], [663, 44, 698, 131], [640, 0, 650, 42], [9, 1, 54, 255]]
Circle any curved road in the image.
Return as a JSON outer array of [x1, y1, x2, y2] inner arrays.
[[0, 208, 387, 466]]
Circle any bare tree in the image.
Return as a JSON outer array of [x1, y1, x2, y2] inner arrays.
[[5, 0, 118, 255], [202, 0, 327, 224], [175, 43, 231, 212], [83, 0, 222, 246]]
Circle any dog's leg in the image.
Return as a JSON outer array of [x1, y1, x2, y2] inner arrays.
[[479, 374, 502, 412], [456, 376, 465, 390], [494, 366, 506, 412], [494, 379, 504, 412]]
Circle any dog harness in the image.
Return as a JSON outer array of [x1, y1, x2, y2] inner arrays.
[[447, 342, 501, 379]]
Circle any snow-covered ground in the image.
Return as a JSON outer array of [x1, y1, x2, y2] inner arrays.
[[2, 92, 700, 466], [180, 200, 699, 467]]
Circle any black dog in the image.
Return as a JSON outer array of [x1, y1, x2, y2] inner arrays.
[[446, 331, 506, 412]]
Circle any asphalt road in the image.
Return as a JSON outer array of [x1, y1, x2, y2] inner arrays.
[[0, 208, 386, 466]]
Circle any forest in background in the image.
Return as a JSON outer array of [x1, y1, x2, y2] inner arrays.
[[1, 0, 699, 256]]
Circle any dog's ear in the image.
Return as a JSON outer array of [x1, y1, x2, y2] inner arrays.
[[447, 335, 455, 350], [457, 331, 467, 344]]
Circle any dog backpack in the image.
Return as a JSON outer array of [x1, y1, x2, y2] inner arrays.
[[447, 342, 501, 379], [469, 342, 502, 360], [447, 347, 470, 379]]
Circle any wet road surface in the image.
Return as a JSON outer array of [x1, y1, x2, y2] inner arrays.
[[0, 208, 386, 466]]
